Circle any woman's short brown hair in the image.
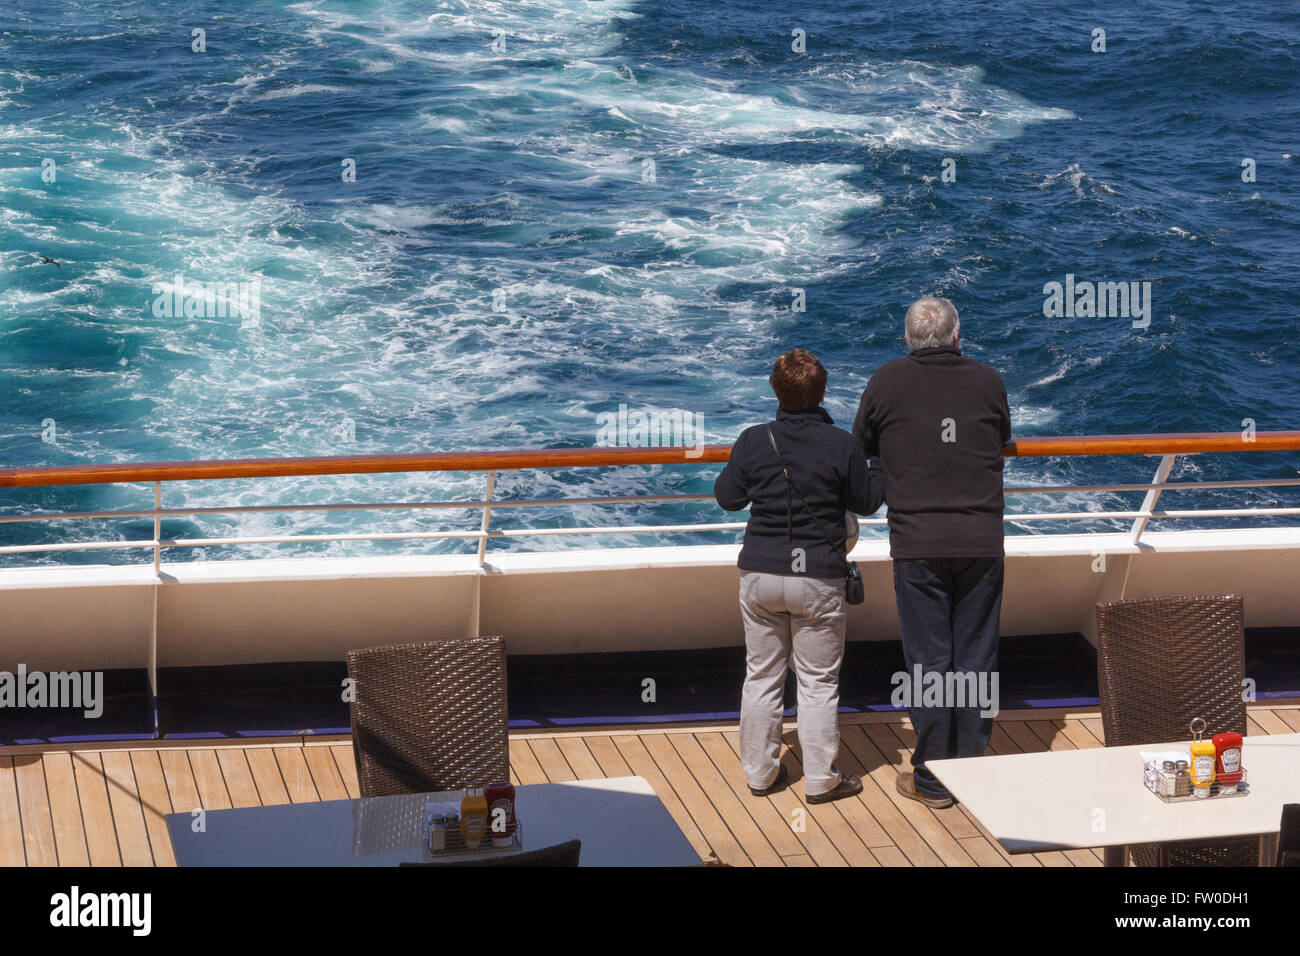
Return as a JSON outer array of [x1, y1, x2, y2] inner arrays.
[[769, 348, 827, 410]]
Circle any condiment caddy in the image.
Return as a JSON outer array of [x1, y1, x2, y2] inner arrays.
[[419, 771, 522, 861], [1142, 718, 1248, 803]]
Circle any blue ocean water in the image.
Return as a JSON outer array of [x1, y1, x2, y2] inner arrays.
[[1, 0, 1297, 562]]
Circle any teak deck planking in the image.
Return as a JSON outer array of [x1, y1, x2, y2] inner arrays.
[[0, 702, 1295, 867]]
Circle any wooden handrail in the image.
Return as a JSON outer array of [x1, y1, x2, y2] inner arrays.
[[0, 447, 732, 488], [1004, 431, 1300, 457], [1, 431, 1297, 489]]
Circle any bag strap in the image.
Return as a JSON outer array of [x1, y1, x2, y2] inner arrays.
[[766, 425, 850, 571]]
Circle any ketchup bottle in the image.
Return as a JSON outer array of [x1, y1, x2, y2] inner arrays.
[[484, 781, 517, 848], [1212, 731, 1243, 793]]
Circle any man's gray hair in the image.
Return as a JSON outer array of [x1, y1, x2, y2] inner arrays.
[[904, 296, 960, 351]]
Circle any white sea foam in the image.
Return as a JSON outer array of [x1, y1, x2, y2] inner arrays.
[[1037, 163, 1118, 200], [1029, 359, 1075, 388], [253, 83, 350, 101], [420, 115, 470, 134]]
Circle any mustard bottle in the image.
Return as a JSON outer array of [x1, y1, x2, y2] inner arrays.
[[459, 773, 488, 849], [1188, 718, 1216, 799]]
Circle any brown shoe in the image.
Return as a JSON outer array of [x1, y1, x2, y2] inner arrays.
[[896, 772, 954, 809], [807, 774, 863, 805], [749, 763, 789, 797]]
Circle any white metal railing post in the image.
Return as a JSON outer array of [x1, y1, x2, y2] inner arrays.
[[477, 470, 495, 569], [153, 481, 162, 576], [150, 481, 162, 736], [469, 469, 495, 639], [1130, 454, 1178, 546]]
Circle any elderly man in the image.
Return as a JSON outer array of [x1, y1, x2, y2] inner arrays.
[[852, 297, 1011, 808]]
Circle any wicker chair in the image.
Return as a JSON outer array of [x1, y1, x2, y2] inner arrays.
[[1095, 594, 1255, 866], [400, 839, 582, 868], [1279, 804, 1300, 867], [346, 636, 509, 798]]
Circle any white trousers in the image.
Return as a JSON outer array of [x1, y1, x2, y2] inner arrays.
[[738, 571, 847, 796]]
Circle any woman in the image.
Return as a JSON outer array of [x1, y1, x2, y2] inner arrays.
[[714, 348, 883, 803]]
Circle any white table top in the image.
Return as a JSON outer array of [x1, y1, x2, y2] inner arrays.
[[927, 732, 1300, 853]]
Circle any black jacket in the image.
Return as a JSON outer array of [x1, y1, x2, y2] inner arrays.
[[851, 346, 1011, 559], [715, 406, 884, 577]]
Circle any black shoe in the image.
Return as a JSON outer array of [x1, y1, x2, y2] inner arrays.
[[749, 763, 789, 796], [807, 773, 863, 804]]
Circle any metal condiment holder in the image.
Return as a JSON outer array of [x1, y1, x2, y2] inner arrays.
[[420, 774, 523, 862], [1143, 717, 1249, 803], [1146, 767, 1249, 803], [421, 807, 524, 861]]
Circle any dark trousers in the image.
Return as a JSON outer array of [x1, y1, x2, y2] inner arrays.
[[892, 557, 1004, 798]]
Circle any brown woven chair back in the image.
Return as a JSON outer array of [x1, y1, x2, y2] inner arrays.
[[1096, 594, 1246, 746], [1279, 804, 1300, 867], [346, 636, 509, 798], [1095, 594, 1253, 866]]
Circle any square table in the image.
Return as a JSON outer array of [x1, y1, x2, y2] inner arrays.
[[166, 775, 701, 866], [927, 732, 1300, 865]]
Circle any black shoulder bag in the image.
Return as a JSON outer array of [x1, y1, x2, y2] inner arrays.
[[765, 426, 865, 605]]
